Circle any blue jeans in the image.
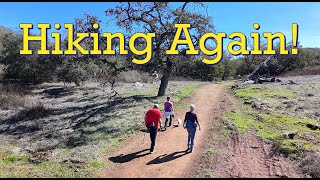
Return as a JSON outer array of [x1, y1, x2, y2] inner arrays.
[[187, 128, 196, 150]]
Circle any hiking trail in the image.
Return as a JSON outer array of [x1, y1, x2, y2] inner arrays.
[[101, 83, 303, 178]]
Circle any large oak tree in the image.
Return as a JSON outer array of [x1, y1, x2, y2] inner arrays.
[[106, 2, 214, 96]]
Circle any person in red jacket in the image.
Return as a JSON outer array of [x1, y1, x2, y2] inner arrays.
[[145, 104, 162, 153]]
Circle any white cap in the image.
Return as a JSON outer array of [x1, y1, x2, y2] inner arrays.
[[153, 104, 159, 109], [190, 104, 195, 111]]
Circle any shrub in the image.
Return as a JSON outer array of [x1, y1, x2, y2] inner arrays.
[[58, 63, 90, 86]]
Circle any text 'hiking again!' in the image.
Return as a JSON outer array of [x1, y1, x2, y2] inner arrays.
[[19, 23, 299, 65]]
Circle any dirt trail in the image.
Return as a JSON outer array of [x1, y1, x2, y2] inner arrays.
[[102, 83, 303, 178], [213, 132, 304, 178]]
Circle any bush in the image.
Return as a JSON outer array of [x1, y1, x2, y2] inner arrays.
[[4, 58, 59, 84], [58, 62, 90, 86]]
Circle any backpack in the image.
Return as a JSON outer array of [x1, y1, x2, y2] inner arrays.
[[186, 119, 197, 129]]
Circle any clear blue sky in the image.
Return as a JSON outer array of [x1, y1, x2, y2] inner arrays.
[[0, 2, 319, 49]]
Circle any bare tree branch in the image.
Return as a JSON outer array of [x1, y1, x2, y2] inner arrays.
[[181, 2, 189, 11]]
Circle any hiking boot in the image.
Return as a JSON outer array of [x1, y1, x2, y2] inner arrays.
[[150, 146, 156, 153]]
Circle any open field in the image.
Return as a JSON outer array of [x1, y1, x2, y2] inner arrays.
[[0, 80, 205, 177]]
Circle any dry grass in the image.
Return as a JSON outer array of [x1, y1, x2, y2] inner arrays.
[[116, 70, 156, 83], [0, 64, 4, 80], [281, 65, 320, 77], [0, 84, 26, 110], [16, 103, 53, 120], [301, 153, 320, 178], [0, 80, 205, 177]]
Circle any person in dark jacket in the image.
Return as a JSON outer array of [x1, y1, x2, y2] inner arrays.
[[183, 104, 201, 153]]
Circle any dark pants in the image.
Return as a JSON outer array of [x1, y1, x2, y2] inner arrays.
[[187, 128, 196, 150], [147, 126, 157, 152], [165, 115, 173, 127]]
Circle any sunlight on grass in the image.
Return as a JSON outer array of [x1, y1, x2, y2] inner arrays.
[[0, 81, 204, 178], [234, 85, 296, 100], [227, 83, 320, 159], [224, 111, 255, 134]]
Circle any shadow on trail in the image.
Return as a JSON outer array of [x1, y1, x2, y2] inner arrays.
[[146, 150, 190, 165], [108, 149, 151, 163]]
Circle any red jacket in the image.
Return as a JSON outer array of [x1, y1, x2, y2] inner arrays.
[[145, 108, 161, 129]]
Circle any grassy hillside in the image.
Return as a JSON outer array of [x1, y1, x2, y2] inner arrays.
[[0, 80, 205, 177]]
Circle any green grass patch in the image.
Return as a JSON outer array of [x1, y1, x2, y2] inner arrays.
[[0, 151, 92, 178], [225, 110, 320, 153], [103, 134, 130, 155], [224, 111, 255, 134], [83, 131, 109, 142], [228, 83, 319, 153], [89, 160, 105, 169], [30, 161, 92, 178], [175, 84, 199, 102], [1, 153, 29, 165], [204, 148, 218, 157], [234, 85, 296, 100], [227, 82, 320, 177], [227, 83, 320, 158]]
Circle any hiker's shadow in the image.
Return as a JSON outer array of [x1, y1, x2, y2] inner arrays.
[[108, 149, 151, 163], [146, 150, 189, 165]]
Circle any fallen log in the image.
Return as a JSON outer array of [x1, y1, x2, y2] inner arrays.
[[241, 55, 285, 85], [254, 77, 282, 84], [247, 55, 274, 81]]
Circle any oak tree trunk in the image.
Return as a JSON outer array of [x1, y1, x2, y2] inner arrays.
[[157, 57, 173, 97]]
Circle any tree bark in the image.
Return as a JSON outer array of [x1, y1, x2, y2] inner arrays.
[[157, 57, 173, 97]]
